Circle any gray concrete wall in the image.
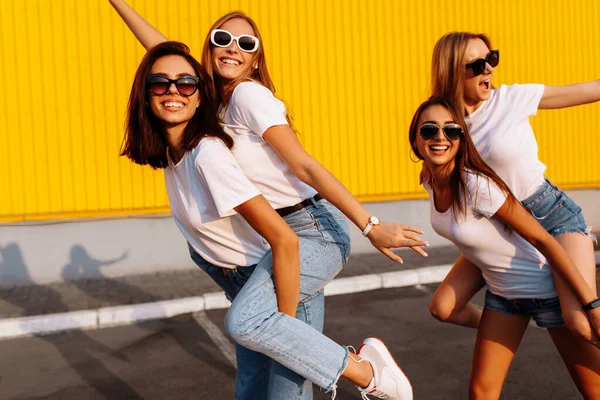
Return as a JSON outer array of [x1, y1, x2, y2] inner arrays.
[[1, 189, 598, 286]]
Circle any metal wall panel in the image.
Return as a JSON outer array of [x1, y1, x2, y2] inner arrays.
[[1, 0, 598, 221]]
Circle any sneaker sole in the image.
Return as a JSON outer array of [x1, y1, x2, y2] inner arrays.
[[359, 337, 413, 400]]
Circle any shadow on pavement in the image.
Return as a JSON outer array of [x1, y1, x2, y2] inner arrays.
[[0, 242, 144, 399]]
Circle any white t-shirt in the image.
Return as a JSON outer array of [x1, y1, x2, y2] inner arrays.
[[465, 84, 546, 201], [164, 138, 270, 269], [426, 171, 556, 299], [220, 81, 317, 209]]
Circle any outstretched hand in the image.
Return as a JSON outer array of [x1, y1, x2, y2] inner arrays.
[[366, 222, 429, 263]]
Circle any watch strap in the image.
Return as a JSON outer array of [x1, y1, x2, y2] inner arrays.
[[362, 223, 374, 237], [583, 298, 600, 311]]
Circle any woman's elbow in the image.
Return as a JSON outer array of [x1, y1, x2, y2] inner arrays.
[[269, 230, 299, 250], [289, 159, 318, 184]]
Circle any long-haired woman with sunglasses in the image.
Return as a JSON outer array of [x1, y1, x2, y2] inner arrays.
[[410, 97, 600, 398], [109, 1, 424, 399], [426, 32, 600, 349]]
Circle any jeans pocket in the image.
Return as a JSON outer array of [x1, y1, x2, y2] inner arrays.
[[288, 221, 318, 233], [528, 194, 566, 221], [535, 296, 560, 309]]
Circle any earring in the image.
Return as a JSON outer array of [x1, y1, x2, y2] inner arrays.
[[196, 103, 200, 108], [409, 147, 421, 163], [254, 65, 258, 70]]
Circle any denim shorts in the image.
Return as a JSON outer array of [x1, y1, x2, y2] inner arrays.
[[521, 177, 590, 238], [484, 290, 565, 328]]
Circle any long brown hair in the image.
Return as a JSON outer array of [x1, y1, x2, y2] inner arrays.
[[121, 41, 232, 169], [431, 32, 493, 115], [408, 97, 515, 219]]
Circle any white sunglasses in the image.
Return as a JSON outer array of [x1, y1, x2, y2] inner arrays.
[[210, 29, 260, 53]]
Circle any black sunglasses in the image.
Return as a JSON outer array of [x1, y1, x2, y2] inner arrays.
[[146, 75, 200, 96], [465, 50, 499, 77], [419, 123, 463, 141]]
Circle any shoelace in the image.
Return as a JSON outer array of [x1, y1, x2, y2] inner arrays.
[[352, 345, 386, 400], [361, 388, 392, 400]]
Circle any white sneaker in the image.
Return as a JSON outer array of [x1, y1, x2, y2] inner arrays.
[[356, 337, 413, 400]]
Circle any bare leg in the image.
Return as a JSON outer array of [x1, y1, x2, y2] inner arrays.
[[547, 327, 600, 398], [553, 232, 599, 346], [340, 351, 373, 387], [430, 255, 486, 328], [469, 309, 529, 400]]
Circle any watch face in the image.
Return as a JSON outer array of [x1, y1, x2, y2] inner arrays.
[[369, 216, 380, 225]]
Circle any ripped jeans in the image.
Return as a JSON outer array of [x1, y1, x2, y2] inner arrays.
[[190, 199, 352, 399], [521, 177, 594, 240]]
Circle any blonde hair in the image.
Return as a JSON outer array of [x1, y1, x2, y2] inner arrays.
[[431, 32, 492, 115], [201, 11, 275, 106], [200, 11, 294, 128]]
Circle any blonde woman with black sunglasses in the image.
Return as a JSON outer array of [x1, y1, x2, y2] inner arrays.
[[426, 32, 600, 353]]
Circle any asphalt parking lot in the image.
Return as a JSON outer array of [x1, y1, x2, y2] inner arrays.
[[0, 280, 591, 400]]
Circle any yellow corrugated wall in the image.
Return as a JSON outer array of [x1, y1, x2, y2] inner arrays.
[[1, 0, 599, 222]]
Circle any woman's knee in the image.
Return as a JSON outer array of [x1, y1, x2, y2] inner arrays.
[[468, 386, 500, 400], [578, 384, 600, 400], [225, 305, 254, 344], [429, 295, 454, 322], [468, 380, 502, 400]]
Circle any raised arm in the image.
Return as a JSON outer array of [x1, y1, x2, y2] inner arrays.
[[494, 198, 600, 337], [235, 195, 300, 317], [263, 125, 429, 263], [108, 0, 168, 50], [539, 79, 600, 109]]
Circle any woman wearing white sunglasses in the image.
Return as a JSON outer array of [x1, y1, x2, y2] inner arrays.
[[108, 1, 426, 399]]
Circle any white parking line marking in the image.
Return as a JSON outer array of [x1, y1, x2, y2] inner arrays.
[[414, 284, 433, 293], [192, 310, 237, 368]]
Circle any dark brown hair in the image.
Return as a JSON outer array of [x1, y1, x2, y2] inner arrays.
[[431, 32, 493, 115], [408, 97, 515, 219], [121, 41, 232, 169]]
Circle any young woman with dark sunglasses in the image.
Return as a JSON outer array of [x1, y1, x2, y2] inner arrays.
[[124, 39, 415, 400], [109, 2, 424, 399], [410, 97, 600, 399], [426, 32, 600, 350]]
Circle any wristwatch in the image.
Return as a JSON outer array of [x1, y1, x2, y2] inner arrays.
[[361, 216, 380, 237], [583, 298, 600, 311]]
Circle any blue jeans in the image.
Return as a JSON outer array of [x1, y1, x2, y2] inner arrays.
[[484, 290, 565, 328], [521, 177, 590, 237], [226, 199, 351, 396], [190, 199, 351, 399], [189, 251, 326, 400]]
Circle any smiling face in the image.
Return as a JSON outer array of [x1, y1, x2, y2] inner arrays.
[[147, 55, 200, 129], [415, 104, 462, 173], [211, 18, 258, 83], [463, 38, 494, 112]]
